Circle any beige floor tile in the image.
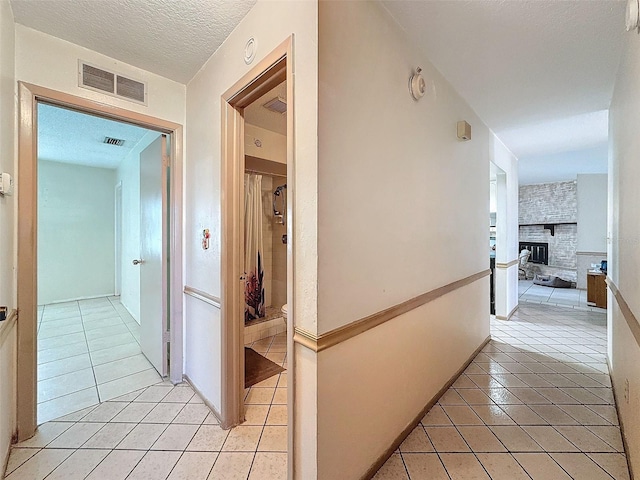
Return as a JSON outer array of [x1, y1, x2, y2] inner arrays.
[[162, 385, 196, 403], [453, 375, 478, 389], [108, 388, 146, 402], [187, 425, 230, 451], [246, 388, 275, 405], [38, 354, 92, 381], [372, 453, 409, 479], [208, 452, 254, 479], [248, 452, 287, 479], [142, 402, 184, 423], [253, 375, 279, 388], [38, 367, 96, 403], [168, 451, 218, 480], [439, 453, 490, 479], [555, 425, 617, 452], [116, 423, 167, 450], [457, 388, 494, 405], [258, 426, 287, 452], [521, 426, 579, 452], [89, 342, 142, 367], [47, 422, 105, 448], [535, 387, 580, 404], [499, 404, 548, 425], [134, 385, 173, 402], [476, 453, 530, 479], [437, 389, 467, 405], [508, 387, 551, 404], [265, 405, 287, 425], [425, 426, 470, 452], [14, 422, 72, 448], [560, 404, 611, 425], [421, 405, 452, 426], [399, 426, 433, 453], [442, 405, 483, 425], [127, 450, 181, 480], [272, 387, 287, 404], [560, 387, 606, 404], [203, 412, 221, 425], [54, 405, 98, 422], [587, 425, 625, 452], [277, 373, 287, 388], [530, 405, 580, 425], [38, 341, 89, 365], [80, 401, 128, 422], [5, 449, 73, 480], [173, 403, 211, 424], [588, 453, 631, 480], [551, 453, 614, 480], [589, 405, 620, 424], [82, 422, 136, 449], [222, 425, 262, 452], [402, 453, 449, 480], [483, 388, 523, 407], [457, 426, 506, 452], [470, 405, 515, 425], [151, 424, 199, 451], [245, 405, 270, 425], [93, 354, 155, 385], [5, 448, 40, 475], [45, 449, 110, 480], [514, 453, 573, 480], [112, 402, 157, 423], [489, 426, 543, 451]]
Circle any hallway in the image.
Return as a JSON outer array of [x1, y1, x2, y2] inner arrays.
[[375, 303, 630, 479]]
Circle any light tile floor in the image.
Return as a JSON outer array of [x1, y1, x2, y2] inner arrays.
[[374, 303, 630, 479], [37, 297, 162, 424], [518, 279, 606, 312], [6, 332, 288, 480]]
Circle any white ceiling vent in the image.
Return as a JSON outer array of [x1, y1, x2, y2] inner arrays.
[[79, 61, 147, 105], [104, 136, 125, 146], [263, 96, 287, 114]]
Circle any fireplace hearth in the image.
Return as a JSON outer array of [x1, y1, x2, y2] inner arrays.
[[519, 241, 548, 265]]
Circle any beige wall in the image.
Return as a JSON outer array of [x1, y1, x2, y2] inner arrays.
[[0, 0, 17, 472], [317, 2, 490, 478], [245, 124, 287, 164], [184, 1, 318, 476], [609, 26, 640, 477]]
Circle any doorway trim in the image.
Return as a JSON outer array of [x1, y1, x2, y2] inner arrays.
[[115, 181, 123, 296], [16, 82, 184, 440], [220, 36, 293, 433]]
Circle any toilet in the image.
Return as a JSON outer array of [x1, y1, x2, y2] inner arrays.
[[281, 303, 288, 321]]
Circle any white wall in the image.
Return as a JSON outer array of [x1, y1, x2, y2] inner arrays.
[[491, 136, 519, 319], [317, 2, 490, 478], [38, 160, 116, 304], [116, 131, 160, 322], [577, 173, 607, 252], [609, 26, 640, 477], [185, 1, 318, 476], [0, 0, 16, 472], [245, 123, 287, 164]]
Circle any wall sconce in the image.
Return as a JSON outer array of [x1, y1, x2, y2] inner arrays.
[[409, 67, 426, 101]]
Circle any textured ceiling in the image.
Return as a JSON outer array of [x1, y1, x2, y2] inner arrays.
[[382, 0, 625, 184], [245, 82, 287, 135], [38, 103, 153, 169], [10, 0, 257, 83]]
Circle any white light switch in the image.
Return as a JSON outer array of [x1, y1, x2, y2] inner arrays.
[[0, 173, 14, 196]]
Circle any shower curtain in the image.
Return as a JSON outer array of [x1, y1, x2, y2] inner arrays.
[[244, 174, 265, 322]]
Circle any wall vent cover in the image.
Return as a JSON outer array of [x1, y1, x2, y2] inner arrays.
[[104, 136, 125, 146], [79, 61, 148, 105]]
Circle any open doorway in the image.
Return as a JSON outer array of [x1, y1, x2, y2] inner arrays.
[[17, 84, 183, 440], [490, 161, 511, 319]]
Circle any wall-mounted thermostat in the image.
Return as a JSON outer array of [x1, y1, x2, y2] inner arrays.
[[0, 173, 14, 196]]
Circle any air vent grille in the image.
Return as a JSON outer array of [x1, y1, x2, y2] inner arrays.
[[263, 96, 287, 114], [117, 75, 146, 103], [79, 61, 147, 105], [82, 64, 115, 93], [104, 137, 125, 146]]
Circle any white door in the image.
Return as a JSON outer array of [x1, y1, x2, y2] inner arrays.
[[138, 135, 167, 376]]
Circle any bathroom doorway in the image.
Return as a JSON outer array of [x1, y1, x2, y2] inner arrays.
[[220, 38, 293, 450]]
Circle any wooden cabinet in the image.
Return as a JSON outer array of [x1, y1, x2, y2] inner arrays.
[[587, 272, 607, 309]]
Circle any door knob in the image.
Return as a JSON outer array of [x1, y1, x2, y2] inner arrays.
[[132, 259, 144, 265]]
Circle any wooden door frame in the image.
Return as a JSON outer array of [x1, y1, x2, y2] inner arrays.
[[16, 82, 184, 440], [220, 37, 293, 434]]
